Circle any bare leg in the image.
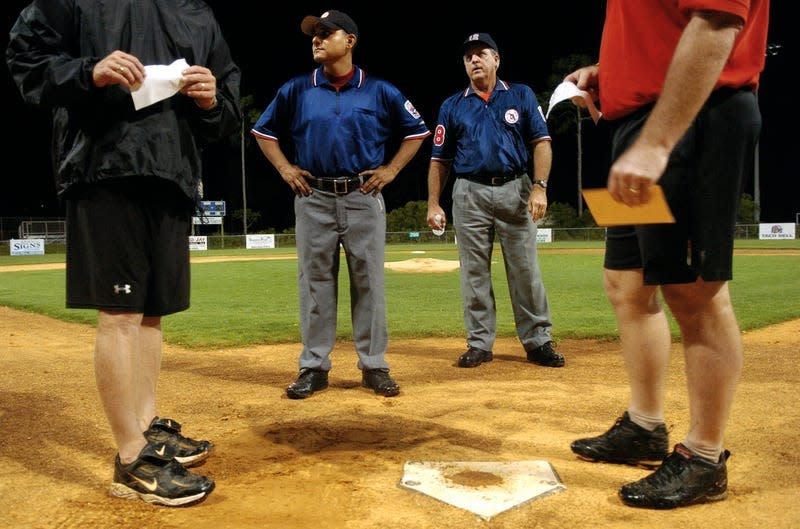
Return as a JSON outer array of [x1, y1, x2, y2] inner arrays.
[[662, 280, 742, 457], [604, 268, 672, 423], [138, 316, 163, 432], [94, 310, 147, 463]]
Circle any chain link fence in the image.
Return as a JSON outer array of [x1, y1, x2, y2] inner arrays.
[[2, 216, 791, 255]]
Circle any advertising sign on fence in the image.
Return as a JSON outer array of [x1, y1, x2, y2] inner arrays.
[[246, 234, 275, 249], [758, 223, 796, 240], [536, 228, 553, 244], [10, 238, 45, 256], [188, 235, 208, 251]]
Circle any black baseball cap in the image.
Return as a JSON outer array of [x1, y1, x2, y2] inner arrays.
[[301, 10, 359, 38], [461, 32, 498, 54]]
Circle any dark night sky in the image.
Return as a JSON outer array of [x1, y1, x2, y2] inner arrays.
[[2, 2, 795, 230]]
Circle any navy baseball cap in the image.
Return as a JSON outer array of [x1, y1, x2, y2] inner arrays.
[[301, 10, 359, 38], [461, 32, 498, 54]]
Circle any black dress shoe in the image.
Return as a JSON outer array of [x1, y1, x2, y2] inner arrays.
[[286, 369, 329, 399], [457, 346, 493, 368], [361, 369, 400, 397], [526, 341, 565, 367]]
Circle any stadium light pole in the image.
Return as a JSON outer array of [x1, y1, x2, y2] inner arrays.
[[755, 44, 782, 223], [575, 105, 594, 218], [241, 119, 248, 235], [576, 105, 583, 217]]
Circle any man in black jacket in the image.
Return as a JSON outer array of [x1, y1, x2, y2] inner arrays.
[[6, 0, 241, 506]]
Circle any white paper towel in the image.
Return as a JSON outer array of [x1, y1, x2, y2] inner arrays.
[[131, 58, 189, 110], [545, 81, 602, 124]]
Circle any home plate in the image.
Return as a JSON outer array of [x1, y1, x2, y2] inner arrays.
[[398, 460, 566, 520]]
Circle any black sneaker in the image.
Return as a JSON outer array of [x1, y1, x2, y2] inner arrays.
[[110, 441, 215, 507], [570, 412, 669, 468], [619, 443, 730, 509], [144, 417, 213, 467], [457, 346, 493, 368], [526, 341, 565, 367], [362, 368, 400, 397]]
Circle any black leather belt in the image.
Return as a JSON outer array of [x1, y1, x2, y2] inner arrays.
[[456, 173, 521, 186], [307, 175, 363, 195]]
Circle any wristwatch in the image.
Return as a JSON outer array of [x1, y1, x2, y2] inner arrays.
[[533, 179, 548, 189]]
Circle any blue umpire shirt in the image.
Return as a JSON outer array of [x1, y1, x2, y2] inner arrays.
[[431, 80, 551, 175], [252, 65, 430, 179]]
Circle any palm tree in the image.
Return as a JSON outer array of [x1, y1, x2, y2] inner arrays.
[[236, 94, 265, 235]]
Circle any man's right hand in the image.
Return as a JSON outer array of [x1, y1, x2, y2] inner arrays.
[[93, 50, 145, 89], [564, 64, 599, 99]]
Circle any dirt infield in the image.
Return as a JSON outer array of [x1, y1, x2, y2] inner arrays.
[[1, 303, 799, 529]]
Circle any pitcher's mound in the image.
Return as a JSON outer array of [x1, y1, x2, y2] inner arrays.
[[384, 258, 460, 273]]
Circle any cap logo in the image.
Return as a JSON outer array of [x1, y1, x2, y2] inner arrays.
[[467, 33, 481, 42], [321, 11, 331, 18]]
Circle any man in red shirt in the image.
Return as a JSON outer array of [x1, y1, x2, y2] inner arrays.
[[564, 0, 769, 509]]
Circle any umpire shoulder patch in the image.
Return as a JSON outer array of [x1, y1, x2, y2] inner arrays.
[[404, 100, 421, 119]]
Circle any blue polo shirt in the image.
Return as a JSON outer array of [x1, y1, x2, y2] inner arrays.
[[430, 80, 551, 176], [252, 66, 430, 179]]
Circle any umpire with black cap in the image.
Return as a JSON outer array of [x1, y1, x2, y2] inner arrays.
[[252, 9, 431, 399]]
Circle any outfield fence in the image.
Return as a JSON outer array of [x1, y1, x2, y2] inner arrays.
[[1, 217, 795, 255]]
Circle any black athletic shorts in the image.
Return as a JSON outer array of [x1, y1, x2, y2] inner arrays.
[[65, 178, 193, 316], [604, 88, 761, 285]]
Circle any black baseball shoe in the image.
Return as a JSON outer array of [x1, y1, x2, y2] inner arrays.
[[110, 441, 215, 507], [362, 368, 400, 397], [286, 368, 329, 399], [526, 341, 565, 367], [144, 417, 214, 467], [570, 412, 669, 468], [619, 443, 730, 509], [457, 346, 493, 368]]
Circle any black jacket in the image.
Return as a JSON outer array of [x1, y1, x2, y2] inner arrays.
[[5, 0, 242, 201]]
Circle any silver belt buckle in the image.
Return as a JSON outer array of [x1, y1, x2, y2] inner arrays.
[[490, 175, 503, 185], [334, 178, 348, 194]]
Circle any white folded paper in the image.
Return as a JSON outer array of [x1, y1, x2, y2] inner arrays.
[[131, 58, 189, 110], [545, 81, 602, 124]]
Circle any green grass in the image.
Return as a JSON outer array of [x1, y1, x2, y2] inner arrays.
[[1, 242, 798, 348]]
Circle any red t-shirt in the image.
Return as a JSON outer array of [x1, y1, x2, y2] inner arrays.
[[598, 0, 769, 120]]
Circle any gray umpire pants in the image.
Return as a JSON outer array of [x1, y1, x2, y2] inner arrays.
[[451, 174, 554, 353], [294, 189, 390, 372]]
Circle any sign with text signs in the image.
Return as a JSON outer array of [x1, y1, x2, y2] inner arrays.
[[246, 234, 275, 249], [10, 238, 45, 256], [537, 228, 553, 243], [197, 200, 226, 217], [188, 236, 208, 251], [193, 216, 223, 225], [759, 223, 796, 240]]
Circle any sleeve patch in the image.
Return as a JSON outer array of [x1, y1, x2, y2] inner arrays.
[[433, 124, 446, 147], [404, 100, 421, 119]]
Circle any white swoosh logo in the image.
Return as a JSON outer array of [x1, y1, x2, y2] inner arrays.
[[132, 475, 158, 492], [156, 445, 166, 457]]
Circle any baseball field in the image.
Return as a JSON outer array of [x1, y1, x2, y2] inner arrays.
[[1, 244, 798, 528]]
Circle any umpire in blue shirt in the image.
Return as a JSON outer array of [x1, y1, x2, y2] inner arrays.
[[426, 32, 564, 369], [252, 10, 430, 398]]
